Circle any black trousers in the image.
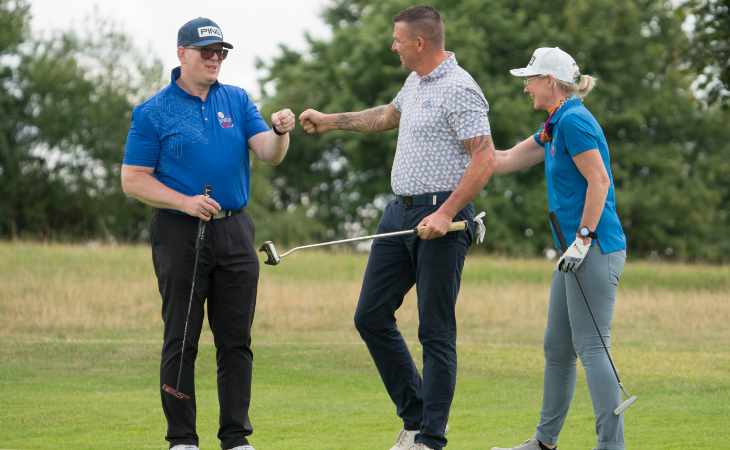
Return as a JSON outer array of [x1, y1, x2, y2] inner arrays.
[[354, 196, 474, 450], [151, 209, 259, 450]]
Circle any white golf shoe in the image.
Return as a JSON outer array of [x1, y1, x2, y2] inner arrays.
[[227, 446, 255, 450], [491, 438, 550, 450], [170, 446, 199, 450], [390, 429, 418, 450]]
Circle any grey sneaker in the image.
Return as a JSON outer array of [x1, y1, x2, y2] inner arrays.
[[491, 438, 545, 450], [390, 429, 418, 450], [409, 444, 435, 450]]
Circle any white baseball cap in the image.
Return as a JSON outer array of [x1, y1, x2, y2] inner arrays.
[[510, 47, 580, 84]]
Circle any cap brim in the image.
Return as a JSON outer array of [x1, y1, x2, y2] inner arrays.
[[510, 67, 541, 77], [188, 39, 234, 49]]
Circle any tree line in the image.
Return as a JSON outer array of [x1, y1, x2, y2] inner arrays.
[[2, 0, 729, 262]]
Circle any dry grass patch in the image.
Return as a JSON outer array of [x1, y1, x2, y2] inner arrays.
[[2, 242, 728, 351]]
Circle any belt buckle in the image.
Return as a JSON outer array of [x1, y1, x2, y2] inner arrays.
[[402, 196, 413, 207]]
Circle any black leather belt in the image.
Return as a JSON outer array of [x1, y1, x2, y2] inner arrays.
[[159, 208, 243, 220], [396, 191, 452, 207], [211, 208, 243, 220]]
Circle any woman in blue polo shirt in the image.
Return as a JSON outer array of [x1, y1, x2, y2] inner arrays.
[[490, 48, 628, 450]]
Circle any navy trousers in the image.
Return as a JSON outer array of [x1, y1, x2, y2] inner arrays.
[[354, 195, 474, 450]]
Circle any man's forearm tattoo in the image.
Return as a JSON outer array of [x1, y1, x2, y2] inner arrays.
[[334, 105, 397, 132], [464, 134, 491, 156]]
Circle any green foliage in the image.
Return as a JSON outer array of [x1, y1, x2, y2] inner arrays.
[[0, 4, 164, 240], [0, 0, 31, 238], [688, 0, 730, 107], [247, 162, 328, 246], [2, 1, 729, 261], [258, 0, 730, 262]]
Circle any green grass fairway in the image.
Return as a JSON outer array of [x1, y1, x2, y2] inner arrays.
[[1, 242, 729, 449]]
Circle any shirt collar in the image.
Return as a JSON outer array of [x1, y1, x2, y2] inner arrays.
[[549, 96, 582, 124], [419, 52, 457, 82], [169, 66, 219, 99]]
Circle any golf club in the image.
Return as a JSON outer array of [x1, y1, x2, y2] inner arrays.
[[259, 211, 486, 266], [162, 184, 212, 401], [548, 212, 637, 415]]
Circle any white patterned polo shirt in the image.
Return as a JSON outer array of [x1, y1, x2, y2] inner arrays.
[[391, 52, 491, 195]]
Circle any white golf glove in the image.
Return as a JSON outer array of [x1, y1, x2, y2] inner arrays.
[[473, 211, 486, 244], [557, 237, 591, 272]]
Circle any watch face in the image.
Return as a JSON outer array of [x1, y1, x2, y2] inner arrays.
[[580, 227, 589, 237]]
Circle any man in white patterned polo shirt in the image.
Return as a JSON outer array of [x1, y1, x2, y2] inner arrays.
[[299, 5, 496, 450]]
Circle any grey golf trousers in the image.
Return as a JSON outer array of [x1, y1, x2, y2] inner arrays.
[[536, 248, 627, 450]]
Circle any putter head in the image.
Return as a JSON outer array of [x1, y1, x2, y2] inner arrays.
[[162, 384, 191, 400], [258, 241, 281, 265], [613, 395, 637, 415]]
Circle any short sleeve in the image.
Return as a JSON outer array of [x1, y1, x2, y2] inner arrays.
[[392, 72, 417, 113], [123, 106, 161, 167], [240, 89, 270, 140], [392, 86, 405, 112], [561, 114, 599, 156], [533, 129, 546, 148], [445, 86, 491, 141]]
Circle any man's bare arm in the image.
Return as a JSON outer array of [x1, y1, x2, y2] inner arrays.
[[437, 134, 497, 218], [299, 104, 400, 134], [416, 134, 497, 239], [121, 165, 221, 221], [332, 105, 400, 132]]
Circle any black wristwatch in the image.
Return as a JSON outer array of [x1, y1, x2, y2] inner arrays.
[[272, 124, 287, 136], [578, 226, 597, 239]]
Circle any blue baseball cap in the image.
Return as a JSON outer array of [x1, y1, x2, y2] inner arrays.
[[177, 17, 233, 49]]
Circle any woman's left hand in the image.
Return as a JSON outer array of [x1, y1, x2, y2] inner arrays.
[[557, 237, 591, 272]]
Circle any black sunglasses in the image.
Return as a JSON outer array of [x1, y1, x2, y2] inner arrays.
[[186, 46, 228, 61]]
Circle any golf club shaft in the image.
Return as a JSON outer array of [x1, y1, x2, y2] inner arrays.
[[279, 220, 467, 258], [548, 213, 625, 389], [174, 186, 211, 393], [174, 219, 206, 392]]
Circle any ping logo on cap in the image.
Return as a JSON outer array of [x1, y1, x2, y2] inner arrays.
[[198, 26, 223, 39]]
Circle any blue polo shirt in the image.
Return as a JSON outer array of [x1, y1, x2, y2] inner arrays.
[[123, 67, 270, 210], [534, 97, 626, 254]]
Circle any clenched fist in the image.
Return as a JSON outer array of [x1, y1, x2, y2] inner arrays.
[[299, 108, 334, 134], [271, 108, 295, 134]]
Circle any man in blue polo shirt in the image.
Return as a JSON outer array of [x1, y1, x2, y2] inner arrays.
[[121, 17, 295, 450]]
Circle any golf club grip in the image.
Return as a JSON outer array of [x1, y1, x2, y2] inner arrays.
[[196, 220, 206, 245], [196, 184, 212, 245], [448, 220, 467, 232], [548, 212, 568, 252]]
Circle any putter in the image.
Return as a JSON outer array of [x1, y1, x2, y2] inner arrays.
[[548, 212, 637, 415], [162, 184, 212, 401], [260, 212, 486, 266]]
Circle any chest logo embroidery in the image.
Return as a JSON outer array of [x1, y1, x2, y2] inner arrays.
[[217, 111, 234, 128]]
